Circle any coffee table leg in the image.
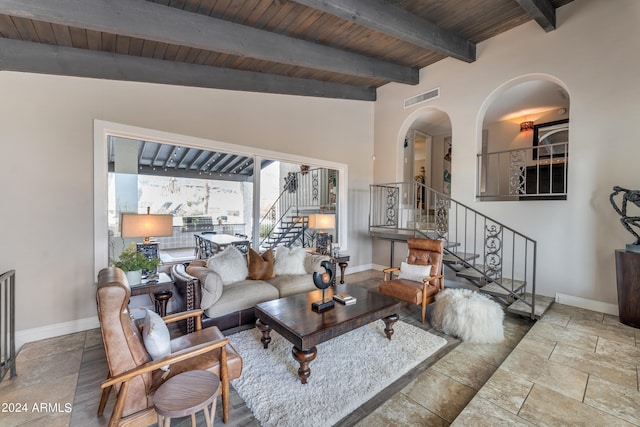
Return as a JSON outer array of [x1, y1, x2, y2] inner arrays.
[[256, 319, 271, 349], [383, 314, 399, 340], [292, 346, 317, 384]]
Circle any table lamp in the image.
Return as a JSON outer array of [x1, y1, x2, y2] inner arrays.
[[308, 213, 335, 255], [121, 208, 173, 272]]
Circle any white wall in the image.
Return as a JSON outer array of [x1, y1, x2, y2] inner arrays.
[[373, 0, 640, 309], [0, 73, 374, 340]]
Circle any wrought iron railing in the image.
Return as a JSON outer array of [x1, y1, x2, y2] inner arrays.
[[476, 141, 568, 201], [370, 182, 538, 318], [0, 270, 16, 382]]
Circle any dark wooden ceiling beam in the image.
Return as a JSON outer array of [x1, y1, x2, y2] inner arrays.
[[0, 38, 377, 101], [0, 0, 417, 84], [291, 0, 475, 63], [513, 0, 556, 32]]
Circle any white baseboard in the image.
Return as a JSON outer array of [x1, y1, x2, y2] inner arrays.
[[15, 316, 100, 352], [555, 293, 619, 316]]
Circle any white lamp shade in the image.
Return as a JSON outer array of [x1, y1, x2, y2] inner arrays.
[[121, 213, 174, 239], [308, 214, 335, 230]]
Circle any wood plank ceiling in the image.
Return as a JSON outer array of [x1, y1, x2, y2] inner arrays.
[[0, 0, 573, 101]]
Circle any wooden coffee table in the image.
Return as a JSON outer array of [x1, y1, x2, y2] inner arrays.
[[255, 283, 404, 384]]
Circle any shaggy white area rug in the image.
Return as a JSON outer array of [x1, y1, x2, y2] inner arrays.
[[228, 320, 447, 427], [431, 288, 505, 344]]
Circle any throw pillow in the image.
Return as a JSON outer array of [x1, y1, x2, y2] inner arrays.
[[304, 253, 331, 274], [274, 246, 307, 275], [141, 308, 170, 371], [206, 245, 249, 286], [398, 262, 432, 282], [248, 248, 274, 280]]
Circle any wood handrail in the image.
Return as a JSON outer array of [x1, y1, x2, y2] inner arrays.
[[101, 338, 229, 389]]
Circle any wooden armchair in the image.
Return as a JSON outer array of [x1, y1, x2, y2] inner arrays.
[[96, 267, 243, 426], [379, 238, 445, 323]]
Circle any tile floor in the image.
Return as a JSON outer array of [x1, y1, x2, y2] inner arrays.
[[1, 270, 638, 426]]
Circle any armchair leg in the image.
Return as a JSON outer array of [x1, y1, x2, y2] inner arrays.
[[421, 285, 428, 323], [221, 347, 229, 424], [97, 384, 112, 416], [109, 382, 129, 427]]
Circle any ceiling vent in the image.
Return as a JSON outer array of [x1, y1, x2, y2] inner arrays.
[[404, 87, 440, 109]]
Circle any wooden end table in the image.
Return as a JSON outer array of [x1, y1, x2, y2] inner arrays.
[[130, 272, 174, 316], [255, 283, 403, 384], [153, 370, 220, 427]]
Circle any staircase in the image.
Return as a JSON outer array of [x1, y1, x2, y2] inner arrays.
[[260, 215, 308, 249], [370, 182, 553, 320], [259, 167, 334, 250]]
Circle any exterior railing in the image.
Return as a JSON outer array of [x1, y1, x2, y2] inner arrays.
[[476, 141, 568, 201], [0, 270, 16, 382], [370, 182, 537, 318], [259, 168, 332, 248]]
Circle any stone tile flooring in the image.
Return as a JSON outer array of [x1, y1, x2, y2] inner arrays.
[[1, 270, 638, 426], [451, 303, 640, 427]]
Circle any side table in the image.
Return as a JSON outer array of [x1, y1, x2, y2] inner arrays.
[[310, 252, 350, 285], [130, 272, 174, 316], [153, 370, 220, 427]]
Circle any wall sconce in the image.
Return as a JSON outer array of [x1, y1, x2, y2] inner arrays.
[[520, 121, 534, 132], [308, 213, 335, 255]]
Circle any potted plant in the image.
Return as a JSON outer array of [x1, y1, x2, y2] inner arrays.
[[113, 243, 160, 285]]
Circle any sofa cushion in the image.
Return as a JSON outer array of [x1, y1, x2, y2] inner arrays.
[[247, 248, 274, 280], [204, 280, 279, 319], [304, 252, 332, 274], [206, 246, 248, 286], [185, 264, 224, 310], [274, 246, 307, 275], [266, 274, 317, 298]]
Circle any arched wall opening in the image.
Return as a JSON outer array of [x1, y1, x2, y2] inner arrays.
[[477, 74, 571, 201], [395, 107, 453, 196]]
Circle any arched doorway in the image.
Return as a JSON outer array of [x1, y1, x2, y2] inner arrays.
[[401, 109, 453, 196]]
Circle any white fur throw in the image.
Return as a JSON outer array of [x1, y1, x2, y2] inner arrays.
[[274, 246, 307, 275], [206, 246, 248, 286], [431, 288, 504, 344]]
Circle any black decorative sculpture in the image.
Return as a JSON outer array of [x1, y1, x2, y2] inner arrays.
[[311, 260, 335, 312], [610, 186, 640, 252]]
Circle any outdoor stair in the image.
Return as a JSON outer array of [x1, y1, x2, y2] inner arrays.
[[261, 215, 307, 249]]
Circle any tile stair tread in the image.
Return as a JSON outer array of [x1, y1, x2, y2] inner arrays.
[[455, 268, 525, 285], [479, 282, 526, 296], [507, 294, 554, 319], [443, 252, 479, 263]]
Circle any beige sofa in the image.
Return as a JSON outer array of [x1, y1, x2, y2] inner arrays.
[[171, 249, 330, 331]]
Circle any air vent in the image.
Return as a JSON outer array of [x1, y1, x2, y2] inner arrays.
[[404, 87, 440, 109]]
